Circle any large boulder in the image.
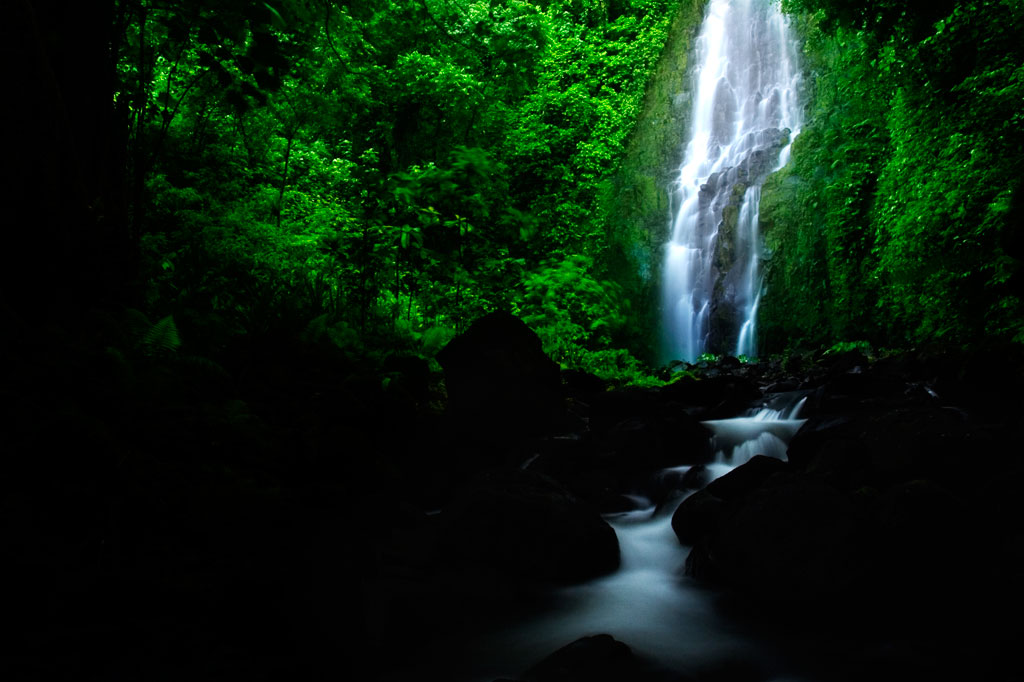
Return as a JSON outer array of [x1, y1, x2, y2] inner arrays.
[[525, 385, 714, 512], [685, 473, 876, 614], [517, 635, 639, 682], [671, 456, 789, 547], [704, 454, 789, 501], [437, 468, 620, 584], [588, 386, 714, 471], [436, 311, 564, 436], [670, 488, 726, 546], [786, 407, 973, 490], [499, 634, 681, 682]]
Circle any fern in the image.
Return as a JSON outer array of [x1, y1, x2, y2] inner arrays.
[[142, 315, 182, 354]]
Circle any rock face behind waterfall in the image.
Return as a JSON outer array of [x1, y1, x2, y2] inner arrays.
[[706, 129, 790, 352]]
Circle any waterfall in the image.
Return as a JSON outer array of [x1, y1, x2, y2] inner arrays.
[[662, 0, 803, 362]]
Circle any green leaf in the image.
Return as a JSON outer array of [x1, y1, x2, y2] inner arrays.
[[263, 3, 287, 30], [143, 316, 182, 354]]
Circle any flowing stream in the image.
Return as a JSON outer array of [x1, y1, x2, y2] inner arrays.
[[662, 0, 803, 362], [433, 396, 811, 682]]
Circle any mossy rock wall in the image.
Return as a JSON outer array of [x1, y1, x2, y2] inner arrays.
[[599, 0, 708, 364], [758, 156, 831, 355]]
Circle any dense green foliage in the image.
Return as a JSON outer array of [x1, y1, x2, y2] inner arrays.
[[761, 0, 1024, 353], [111, 0, 686, 374], [8, 0, 1023, 377]]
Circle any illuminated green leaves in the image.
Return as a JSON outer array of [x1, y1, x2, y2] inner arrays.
[[763, 0, 1024, 351]]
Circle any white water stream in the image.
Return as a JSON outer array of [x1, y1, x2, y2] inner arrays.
[[443, 399, 809, 682], [662, 0, 803, 362]]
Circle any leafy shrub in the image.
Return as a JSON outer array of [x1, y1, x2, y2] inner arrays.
[[520, 255, 628, 367]]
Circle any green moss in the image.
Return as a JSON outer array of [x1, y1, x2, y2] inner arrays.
[[599, 0, 709, 363]]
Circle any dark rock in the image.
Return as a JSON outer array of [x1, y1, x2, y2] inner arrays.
[[518, 634, 675, 682], [437, 468, 620, 584], [381, 353, 432, 403], [562, 368, 610, 396], [601, 493, 650, 514], [786, 407, 972, 489], [930, 343, 1024, 414], [821, 349, 869, 377], [436, 311, 564, 436], [764, 379, 800, 393], [803, 370, 911, 413], [801, 438, 871, 491], [605, 417, 670, 466], [671, 489, 726, 546], [870, 479, 969, 599], [521, 634, 632, 682], [689, 474, 875, 611], [587, 388, 714, 471], [691, 657, 768, 682], [718, 355, 742, 369], [660, 374, 762, 418], [704, 454, 789, 502], [602, 414, 710, 472], [588, 387, 665, 435], [644, 465, 713, 515], [679, 463, 714, 490], [564, 468, 634, 514]]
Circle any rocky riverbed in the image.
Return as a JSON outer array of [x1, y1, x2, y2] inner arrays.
[[6, 311, 1023, 681], [369, 312, 1024, 682]]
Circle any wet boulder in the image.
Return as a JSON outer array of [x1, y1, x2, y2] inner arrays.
[[436, 311, 564, 436], [563, 387, 713, 500], [704, 454, 789, 501], [601, 411, 713, 473], [686, 473, 876, 613], [671, 488, 726, 546], [507, 634, 675, 682], [870, 479, 970, 600], [671, 456, 788, 547], [786, 407, 973, 489], [587, 386, 667, 433], [437, 468, 620, 584], [519, 634, 634, 682]]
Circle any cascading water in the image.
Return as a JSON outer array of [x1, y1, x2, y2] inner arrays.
[[662, 0, 803, 362], [406, 395, 811, 682], [703, 394, 806, 466]]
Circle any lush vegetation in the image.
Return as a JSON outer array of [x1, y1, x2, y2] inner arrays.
[[760, 0, 1024, 354], [7, 0, 1024, 378], [6, 4, 1023, 677], [93, 0, 686, 381]]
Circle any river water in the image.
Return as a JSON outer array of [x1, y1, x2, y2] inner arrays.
[[422, 397, 813, 682]]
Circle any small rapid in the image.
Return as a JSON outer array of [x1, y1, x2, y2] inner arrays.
[[704, 395, 806, 465], [441, 396, 810, 682]]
